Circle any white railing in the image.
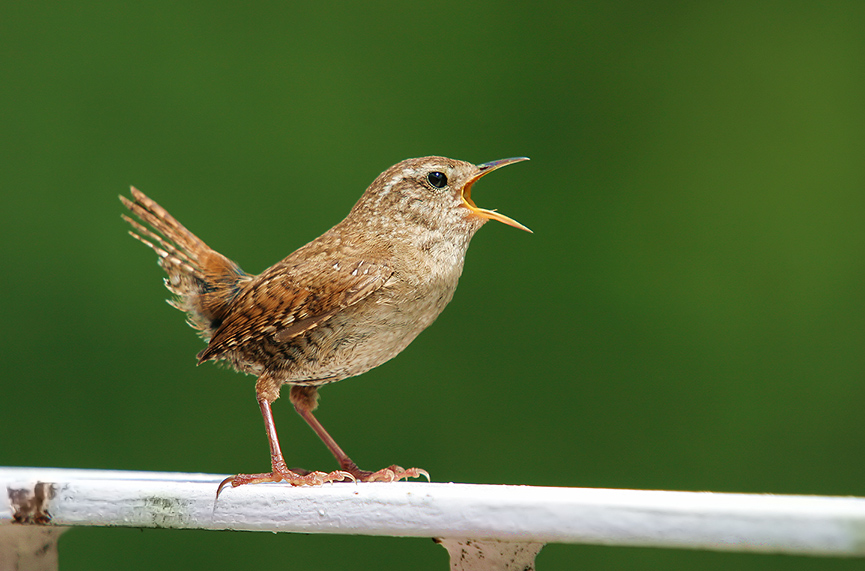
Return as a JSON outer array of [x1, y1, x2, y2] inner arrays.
[[3, 467, 865, 570]]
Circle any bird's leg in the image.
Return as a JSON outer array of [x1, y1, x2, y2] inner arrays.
[[216, 380, 354, 498], [289, 386, 430, 483]]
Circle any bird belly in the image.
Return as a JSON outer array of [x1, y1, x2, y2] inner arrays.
[[281, 282, 456, 385], [220, 239, 469, 387]]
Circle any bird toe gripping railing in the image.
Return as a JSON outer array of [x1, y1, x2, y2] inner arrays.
[[3, 467, 865, 570]]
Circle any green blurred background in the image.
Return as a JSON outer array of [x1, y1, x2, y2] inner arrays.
[[3, 1, 865, 569]]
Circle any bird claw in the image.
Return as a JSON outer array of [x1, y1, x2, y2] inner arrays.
[[217, 468, 355, 498], [358, 465, 430, 483], [215, 464, 429, 498]]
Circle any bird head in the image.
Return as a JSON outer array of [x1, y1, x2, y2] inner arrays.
[[351, 156, 531, 242]]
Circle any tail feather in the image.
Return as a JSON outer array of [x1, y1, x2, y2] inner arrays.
[[121, 213, 200, 276], [120, 187, 250, 341]]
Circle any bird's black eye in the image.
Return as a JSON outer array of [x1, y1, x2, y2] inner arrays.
[[427, 171, 448, 189]]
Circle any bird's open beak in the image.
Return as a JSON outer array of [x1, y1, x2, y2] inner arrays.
[[462, 157, 532, 233]]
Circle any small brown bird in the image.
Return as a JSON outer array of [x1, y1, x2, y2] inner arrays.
[[120, 156, 529, 495]]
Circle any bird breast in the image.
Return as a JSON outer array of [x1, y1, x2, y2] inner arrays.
[[281, 233, 470, 385]]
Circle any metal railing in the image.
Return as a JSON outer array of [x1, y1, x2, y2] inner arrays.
[[3, 467, 865, 570]]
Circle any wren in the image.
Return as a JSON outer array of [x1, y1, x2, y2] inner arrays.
[[120, 156, 530, 496]]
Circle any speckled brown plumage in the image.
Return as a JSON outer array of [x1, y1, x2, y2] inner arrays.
[[120, 156, 529, 495]]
